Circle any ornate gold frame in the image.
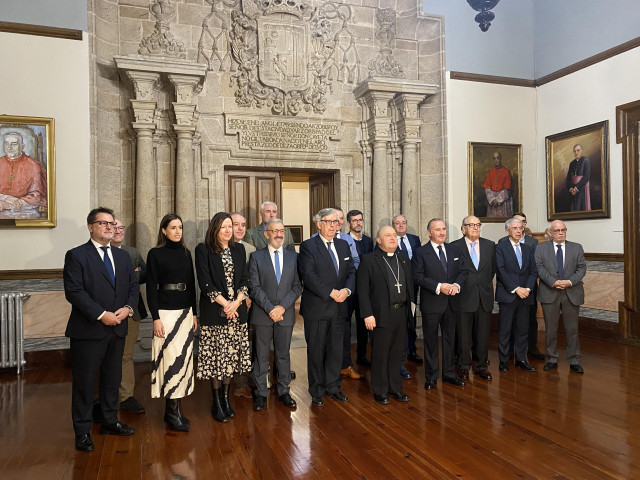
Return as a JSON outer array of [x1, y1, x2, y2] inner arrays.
[[0, 115, 56, 227], [467, 142, 523, 223], [545, 121, 609, 220]]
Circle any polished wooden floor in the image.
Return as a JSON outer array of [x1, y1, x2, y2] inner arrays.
[[1, 333, 638, 480]]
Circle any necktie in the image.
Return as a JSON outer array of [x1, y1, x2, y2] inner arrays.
[[401, 236, 410, 256], [514, 243, 522, 269], [274, 250, 281, 284], [327, 242, 339, 275], [556, 244, 565, 280], [100, 246, 115, 286], [470, 241, 479, 269], [437, 245, 447, 271]]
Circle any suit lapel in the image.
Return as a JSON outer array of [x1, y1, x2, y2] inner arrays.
[[87, 241, 115, 287], [374, 251, 392, 291], [315, 235, 337, 274]]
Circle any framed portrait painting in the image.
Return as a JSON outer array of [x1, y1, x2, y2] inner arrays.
[[545, 121, 609, 220], [468, 142, 522, 223], [0, 115, 56, 227], [286, 225, 303, 245]]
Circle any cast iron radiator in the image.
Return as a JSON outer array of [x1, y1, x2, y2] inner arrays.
[[0, 292, 30, 374]]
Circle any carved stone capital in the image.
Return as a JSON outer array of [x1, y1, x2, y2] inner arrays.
[[396, 118, 422, 144], [173, 103, 199, 128], [130, 100, 159, 132], [126, 71, 160, 101], [393, 93, 428, 120], [168, 74, 205, 105]]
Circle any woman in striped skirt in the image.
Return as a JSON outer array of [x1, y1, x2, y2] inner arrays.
[[147, 213, 197, 432]]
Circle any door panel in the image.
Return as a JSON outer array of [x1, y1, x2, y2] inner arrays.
[[225, 170, 281, 228], [309, 174, 335, 235]]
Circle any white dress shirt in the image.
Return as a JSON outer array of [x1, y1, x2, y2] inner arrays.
[[268, 244, 284, 275]]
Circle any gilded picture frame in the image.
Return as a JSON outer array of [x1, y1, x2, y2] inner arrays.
[[0, 115, 56, 227], [545, 121, 609, 220], [468, 142, 523, 223]]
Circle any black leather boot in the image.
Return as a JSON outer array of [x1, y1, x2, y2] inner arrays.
[[164, 398, 189, 432], [221, 384, 236, 418], [211, 386, 229, 423], [176, 398, 190, 425]]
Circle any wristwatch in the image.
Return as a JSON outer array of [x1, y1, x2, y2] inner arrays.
[[127, 306, 134, 318]]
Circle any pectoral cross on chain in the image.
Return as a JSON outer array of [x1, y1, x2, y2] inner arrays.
[[394, 281, 402, 294]]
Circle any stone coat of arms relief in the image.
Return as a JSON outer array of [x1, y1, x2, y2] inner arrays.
[[198, 0, 360, 116]]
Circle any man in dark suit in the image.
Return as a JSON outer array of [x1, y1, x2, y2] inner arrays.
[[412, 218, 467, 390], [535, 220, 587, 374], [358, 226, 413, 404], [495, 218, 538, 373], [244, 201, 296, 251], [451, 215, 496, 381], [392, 214, 423, 374], [249, 218, 303, 410], [112, 218, 147, 414], [346, 209, 374, 367], [298, 208, 356, 406], [63, 207, 138, 452]]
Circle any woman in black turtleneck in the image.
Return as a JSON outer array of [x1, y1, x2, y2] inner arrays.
[[146, 213, 197, 432]]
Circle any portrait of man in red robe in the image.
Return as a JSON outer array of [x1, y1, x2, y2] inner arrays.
[[481, 151, 513, 218], [0, 131, 48, 219]]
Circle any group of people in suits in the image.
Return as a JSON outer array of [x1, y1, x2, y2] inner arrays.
[[63, 203, 587, 452]]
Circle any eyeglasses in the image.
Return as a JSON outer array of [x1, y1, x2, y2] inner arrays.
[[114, 226, 125, 232], [320, 220, 339, 226], [91, 221, 117, 228], [550, 228, 567, 233], [267, 229, 285, 235], [464, 223, 482, 228], [509, 227, 524, 231]]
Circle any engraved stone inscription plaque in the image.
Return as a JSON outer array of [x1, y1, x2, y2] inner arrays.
[[225, 115, 340, 152]]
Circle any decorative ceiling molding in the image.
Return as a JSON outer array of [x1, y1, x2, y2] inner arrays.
[[0, 21, 82, 40]]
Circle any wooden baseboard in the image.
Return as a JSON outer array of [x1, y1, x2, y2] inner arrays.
[[0, 21, 82, 40], [584, 253, 624, 262], [0, 269, 63, 280]]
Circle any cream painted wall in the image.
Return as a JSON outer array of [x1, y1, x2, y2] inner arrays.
[[282, 181, 310, 241], [445, 74, 538, 243], [0, 32, 90, 270], [535, 48, 640, 254]]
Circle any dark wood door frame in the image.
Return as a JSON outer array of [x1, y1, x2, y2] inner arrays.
[[616, 99, 640, 345]]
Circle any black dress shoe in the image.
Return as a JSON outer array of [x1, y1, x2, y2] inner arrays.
[[356, 357, 371, 367], [443, 376, 465, 387], [528, 349, 546, 360], [311, 396, 324, 407], [543, 362, 558, 371], [99, 422, 135, 436], [120, 396, 145, 414], [570, 364, 584, 374], [279, 393, 297, 408], [400, 366, 412, 379], [388, 391, 410, 402], [424, 380, 437, 390], [253, 395, 266, 411], [499, 362, 509, 372], [374, 394, 389, 404], [330, 391, 349, 402], [75, 433, 94, 452], [407, 352, 423, 365], [515, 361, 536, 372], [290, 370, 296, 380]]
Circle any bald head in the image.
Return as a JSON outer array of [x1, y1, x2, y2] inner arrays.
[[377, 225, 398, 253]]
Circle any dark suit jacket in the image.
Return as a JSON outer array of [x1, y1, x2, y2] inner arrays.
[[357, 250, 414, 328], [412, 241, 467, 314], [535, 240, 586, 306], [244, 224, 296, 252], [64, 240, 138, 339], [353, 234, 374, 258], [396, 232, 421, 257], [195, 242, 249, 326], [495, 238, 538, 305], [121, 245, 148, 320], [248, 248, 303, 327], [297, 235, 356, 318], [450, 237, 496, 313]]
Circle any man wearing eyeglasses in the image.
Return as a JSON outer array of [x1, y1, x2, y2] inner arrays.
[[451, 216, 496, 381], [298, 208, 356, 406], [495, 218, 537, 373], [534, 220, 586, 374], [248, 219, 303, 411], [63, 207, 138, 452]]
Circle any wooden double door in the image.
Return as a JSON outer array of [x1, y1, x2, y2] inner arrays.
[[225, 169, 335, 234]]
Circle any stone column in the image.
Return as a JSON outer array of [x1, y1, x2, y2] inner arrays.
[[127, 71, 160, 259], [354, 83, 395, 232], [169, 74, 203, 252], [394, 93, 427, 227]]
